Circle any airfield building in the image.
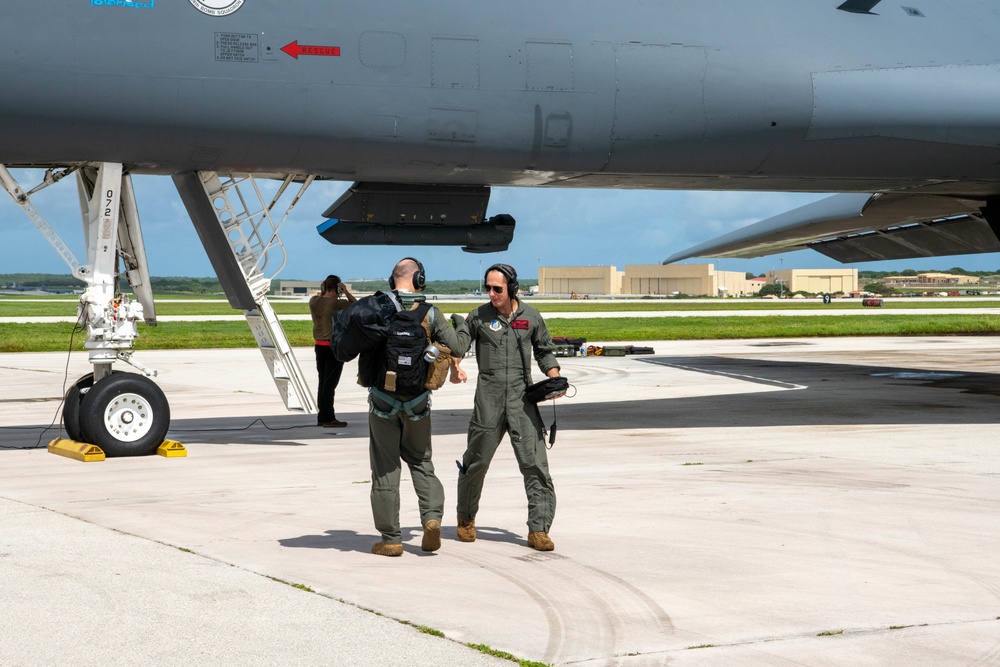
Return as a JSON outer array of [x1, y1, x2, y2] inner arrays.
[[537, 266, 623, 295], [622, 264, 759, 297], [881, 273, 979, 288], [278, 281, 322, 296], [538, 265, 858, 297], [277, 280, 354, 296], [538, 264, 761, 297], [766, 268, 858, 295]]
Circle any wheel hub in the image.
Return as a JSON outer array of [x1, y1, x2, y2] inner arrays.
[[103, 393, 153, 442]]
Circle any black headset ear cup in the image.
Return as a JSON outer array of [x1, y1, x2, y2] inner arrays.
[[391, 257, 425, 291], [413, 262, 426, 290], [507, 267, 519, 294], [407, 257, 425, 290], [485, 264, 518, 295]]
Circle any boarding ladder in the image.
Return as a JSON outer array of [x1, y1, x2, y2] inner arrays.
[[178, 172, 318, 414]]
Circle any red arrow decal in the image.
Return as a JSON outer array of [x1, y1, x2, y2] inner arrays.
[[281, 41, 341, 59]]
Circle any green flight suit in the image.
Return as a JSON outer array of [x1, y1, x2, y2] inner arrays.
[[368, 292, 468, 545], [453, 301, 560, 533]]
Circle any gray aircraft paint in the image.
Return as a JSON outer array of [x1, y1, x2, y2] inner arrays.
[[2, 0, 1000, 261], [1, 1, 999, 192]]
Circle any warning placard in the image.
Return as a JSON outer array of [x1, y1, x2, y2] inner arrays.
[[215, 33, 259, 63]]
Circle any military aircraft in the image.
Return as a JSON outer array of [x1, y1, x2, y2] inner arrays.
[[2, 0, 999, 455]]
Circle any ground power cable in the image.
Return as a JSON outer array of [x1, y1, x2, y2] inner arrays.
[[1, 311, 330, 449], [0, 309, 86, 451]]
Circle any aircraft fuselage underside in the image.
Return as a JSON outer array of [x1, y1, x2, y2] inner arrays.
[[1, 1, 1000, 197]]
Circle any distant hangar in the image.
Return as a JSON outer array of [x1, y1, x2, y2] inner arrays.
[[537, 264, 858, 297]]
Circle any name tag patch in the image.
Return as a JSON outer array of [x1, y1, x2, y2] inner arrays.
[[511, 319, 529, 330]]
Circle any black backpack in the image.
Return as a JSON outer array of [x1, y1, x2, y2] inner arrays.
[[332, 291, 398, 362], [380, 303, 432, 396]]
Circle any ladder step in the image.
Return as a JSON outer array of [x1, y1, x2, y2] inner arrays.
[[241, 298, 316, 414], [189, 170, 316, 415]]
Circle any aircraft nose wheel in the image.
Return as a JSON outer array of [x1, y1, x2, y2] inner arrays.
[[62, 371, 121, 443], [103, 393, 152, 441], [78, 373, 170, 456], [63, 374, 96, 443]]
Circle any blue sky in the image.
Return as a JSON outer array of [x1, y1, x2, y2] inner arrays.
[[3, 169, 999, 282]]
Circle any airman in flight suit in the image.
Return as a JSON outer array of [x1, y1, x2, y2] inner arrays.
[[450, 263, 564, 551]]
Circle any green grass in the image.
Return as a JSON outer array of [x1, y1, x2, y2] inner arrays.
[[417, 625, 445, 638], [547, 314, 1000, 341], [0, 321, 312, 352], [817, 629, 844, 636], [527, 299, 1000, 312], [466, 643, 551, 667], [267, 576, 315, 593], [3, 314, 999, 353]]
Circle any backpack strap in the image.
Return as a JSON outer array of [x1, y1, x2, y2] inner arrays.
[[411, 301, 433, 340], [369, 387, 431, 421], [379, 290, 403, 313], [410, 301, 432, 319]]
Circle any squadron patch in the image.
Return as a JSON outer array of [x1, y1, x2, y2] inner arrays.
[[189, 0, 244, 16], [511, 319, 529, 330], [489, 319, 503, 332]]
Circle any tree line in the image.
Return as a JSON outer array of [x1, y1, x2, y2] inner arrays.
[[1, 274, 537, 295], [1, 274, 226, 294]]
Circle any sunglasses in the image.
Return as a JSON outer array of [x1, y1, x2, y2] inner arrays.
[[487, 285, 505, 294]]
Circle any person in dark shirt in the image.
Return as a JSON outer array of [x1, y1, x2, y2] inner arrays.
[[309, 275, 355, 427]]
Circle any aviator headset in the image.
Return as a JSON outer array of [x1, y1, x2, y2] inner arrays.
[[485, 263, 518, 294], [389, 257, 426, 291]]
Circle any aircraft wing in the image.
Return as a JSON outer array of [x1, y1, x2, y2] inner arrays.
[[665, 193, 1000, 264]]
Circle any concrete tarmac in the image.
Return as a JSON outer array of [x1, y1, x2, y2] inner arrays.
[[2, 337, 1000, 665]]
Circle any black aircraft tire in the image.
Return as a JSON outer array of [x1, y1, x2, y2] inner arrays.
[[63, 374, 95, 443], [79, 373, 170, 457], [62, 371, 122, 443]]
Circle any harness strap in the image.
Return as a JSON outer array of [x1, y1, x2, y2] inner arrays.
[[368, 387, 432, 421]]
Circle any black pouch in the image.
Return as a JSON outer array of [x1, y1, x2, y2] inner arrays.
[[525, 376, 569, 404]]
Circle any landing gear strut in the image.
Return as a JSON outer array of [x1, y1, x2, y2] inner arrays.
[[3, 162, 317, 458], [2, 162, 165, 456]]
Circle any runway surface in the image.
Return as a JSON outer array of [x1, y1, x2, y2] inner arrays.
[[2, 337, 1000, 665]]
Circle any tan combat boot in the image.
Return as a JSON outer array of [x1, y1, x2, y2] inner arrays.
[[456, 517, 476, 542], [371, 541, 403, 557], [527, 531, 554, 551], [421, 519, 441, 552]]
